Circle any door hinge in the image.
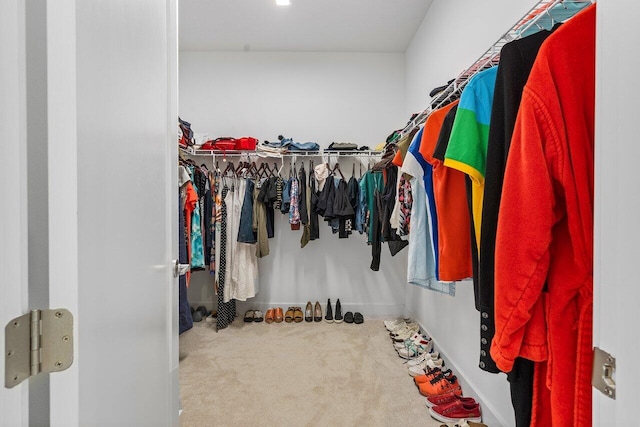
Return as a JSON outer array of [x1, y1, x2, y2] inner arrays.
[[592, 346, 616, 399], [5, 309, 73, 389]]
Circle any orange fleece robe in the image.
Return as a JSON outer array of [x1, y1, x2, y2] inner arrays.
[[490, 5, 595, 426]]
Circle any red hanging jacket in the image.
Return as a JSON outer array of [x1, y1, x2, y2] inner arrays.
[[490, 5, 595, 426]]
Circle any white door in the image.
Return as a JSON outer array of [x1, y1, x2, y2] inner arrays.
[[593, 0, 640, 425], [1, 1, 179, 426]]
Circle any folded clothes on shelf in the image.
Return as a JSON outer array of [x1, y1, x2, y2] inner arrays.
[[263, 135, 320, 151], [326, 142, 359, 151]]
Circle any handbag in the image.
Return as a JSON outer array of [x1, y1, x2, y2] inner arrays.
[[199, 137, 237, 151]]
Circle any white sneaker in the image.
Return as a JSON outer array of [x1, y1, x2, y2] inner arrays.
[[392, 327, 420, 342], [398, 340, 431, 359], [408, 356, 444, 377], [389, 321, 418, 334], [391, 324, 419, 339], [384, 318, 406, 331], [406, 351, 440, 367], [394, 333, 429, 350]]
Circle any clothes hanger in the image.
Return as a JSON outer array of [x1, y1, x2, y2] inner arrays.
[[223, 161, 235, 176], [352, 161, 355, 178], [332, 162, 345, 180], [249, 161, 260, 178], [544, 4, 556, 26]]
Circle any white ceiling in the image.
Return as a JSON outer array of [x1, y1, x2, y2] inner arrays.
[[179, 0, 433, 53]]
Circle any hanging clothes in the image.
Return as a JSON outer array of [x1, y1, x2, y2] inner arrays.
[[314, 162, 330, 192], [402, 127, 451, 294], [421, 100, 473, 283], [273, 176, 283, 211], [298, 165, 311, 247], [333, 178, 354, 239], [359, 171, 383, 243], [237, 178, 257, 244], [315, 171, 333, 217], [228, 178, 258, 302], [298, 165, 309, 226], [396, 175, 412, 238], [208, 171, 218, 276], [216, 184, 236, 331], [479, 27, 557, 427], [254, 178, 270, 258], [491, 6, 595, 426], [262, 176, 277, 238], [380, 165, 408, 256], [281, 177, 292, 214], [223, 182, 238, 303], [444, 66, 498, 255], [356, 175, 368, 235], [289, 176, 300, 230], [178, 191, 193, 334], [309, 167, 320, 241]]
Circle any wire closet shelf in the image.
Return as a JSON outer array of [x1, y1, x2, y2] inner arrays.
[[179, 146, 383, 158], [400, 0, 594, 136]]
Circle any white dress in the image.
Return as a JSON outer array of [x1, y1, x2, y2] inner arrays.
[[230, 178, 259, 301]]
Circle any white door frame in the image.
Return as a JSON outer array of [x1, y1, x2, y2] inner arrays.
[[593, 0, 640, 425], [1, 0, 30, 425]]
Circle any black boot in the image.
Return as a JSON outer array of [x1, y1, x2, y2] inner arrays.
[[324, 298, 334, 323], [334, 299, 344, 323]]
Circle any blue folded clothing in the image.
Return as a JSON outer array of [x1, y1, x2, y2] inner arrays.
[[286, 141, 320, 151], [263, 136, 319, 151]]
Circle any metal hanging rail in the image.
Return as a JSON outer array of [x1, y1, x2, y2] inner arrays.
[[179, 147, 382, 158], [400, 0, 593, 136]]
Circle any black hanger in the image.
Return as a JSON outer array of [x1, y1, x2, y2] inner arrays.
[[332, 162, 345, 180], [223, 161, 235, 176], [352, 161, 355, 178]]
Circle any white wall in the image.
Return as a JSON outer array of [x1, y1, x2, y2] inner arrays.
[[180, 51, 409, 316], [404, 1, 541, 426], [180, 51, 406, 146]]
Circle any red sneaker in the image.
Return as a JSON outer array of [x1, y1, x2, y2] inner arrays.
[[425, 391, 470, 408], [429, 400, 482, 423]]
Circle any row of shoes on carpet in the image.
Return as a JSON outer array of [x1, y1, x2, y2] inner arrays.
[[384, 318, 487, 426], [244, 299, 365, 324]]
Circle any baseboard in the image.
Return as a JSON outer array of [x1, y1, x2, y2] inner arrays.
[[235, 301, 404, 318], [187, 300, 405, 318], [412, 316, 508, 427]]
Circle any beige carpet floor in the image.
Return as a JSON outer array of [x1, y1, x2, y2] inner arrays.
[[178, 317, 459, 427]]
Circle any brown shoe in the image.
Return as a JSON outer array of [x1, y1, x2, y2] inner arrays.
[[293, 307, 304, 323], [314, 301, 322, 322], [274, 307, 284, 323], [265, 308, 275, 324], [285, 307, 295, 323]]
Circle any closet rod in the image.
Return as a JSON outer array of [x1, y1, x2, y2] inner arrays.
[[179, 147, 382, 157], [401, 0, 593, 136]]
